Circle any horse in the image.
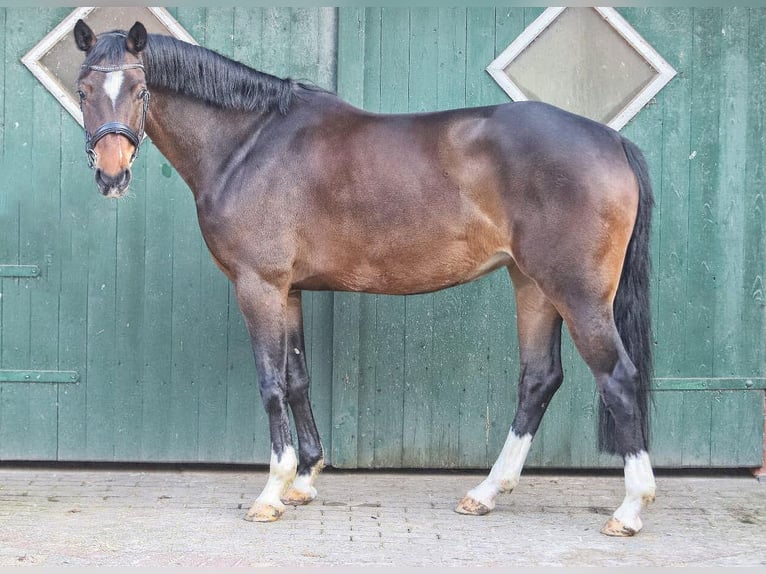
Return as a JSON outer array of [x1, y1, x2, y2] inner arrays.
[[73, 19, 656, 537]]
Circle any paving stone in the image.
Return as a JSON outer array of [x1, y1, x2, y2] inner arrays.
[[0, 467, 763, 566]]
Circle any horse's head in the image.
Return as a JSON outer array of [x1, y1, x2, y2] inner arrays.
[[74, 19, 150, 198]]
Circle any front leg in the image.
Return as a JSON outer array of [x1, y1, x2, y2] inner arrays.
[[281, 291, 324, 506], [234, 276, 297, 522]]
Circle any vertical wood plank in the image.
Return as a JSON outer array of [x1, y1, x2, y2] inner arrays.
[[184, 9, 231, 462], [353, 9, 380, 469], [487, 8, 525, 466], [371, 7, 409, 468], [744, 10, 766, 383], [26, 8, 70, 459], [450, 7, 495, 470], [57, 14, 93, 459], [648, 8, 696, 467], [679, 8, 724, 467], [112, 173, 147, 461], [710, 6, 750, 465], [0, 9, 62, 459], [261, 7, 291, 79], [1, 8, 33, 458], [215, 10, 262, 463], [711, 8, 761, 466], [743, 10, 766, 464], [282, 8, 338, 463], [331, 7, 366, 468], [167, 7, 215, 462], [401, 7, 438, 468], [222, 7, 266, 464], [140, 141, 176, 460], [83, 186, 118, 458], [0, 8, 5, 154], [424, 7, 468, 467], [654, 8, 692, 380], [712, 6, 748, 379]]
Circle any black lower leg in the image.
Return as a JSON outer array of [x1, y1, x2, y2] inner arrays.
[[598, 354, 647, 456], [286, 343, 323, 475], [511, 352, 564, 436], [257, 361, 294, 459], [285, 293, 323, 476]]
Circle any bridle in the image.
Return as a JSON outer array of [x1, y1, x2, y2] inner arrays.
[[78, 60, 150, 170]]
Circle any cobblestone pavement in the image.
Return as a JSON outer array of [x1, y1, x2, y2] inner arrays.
[[0, 466, 763, 567]]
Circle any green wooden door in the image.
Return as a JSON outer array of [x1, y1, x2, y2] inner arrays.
[[0, 7, 336, 464], [331, 7, 766, 469]]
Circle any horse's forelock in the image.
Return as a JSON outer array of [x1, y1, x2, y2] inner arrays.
[[80, 31, 132, 74]]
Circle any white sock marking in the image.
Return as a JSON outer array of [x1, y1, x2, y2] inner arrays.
[[103, 71, 124, 109], [256, 446, 297, 509], [291, 473, 318, 499], [467, 430, 532, 508], [613, 450, 656, 532]]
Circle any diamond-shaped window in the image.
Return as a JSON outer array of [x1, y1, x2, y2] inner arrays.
[[487, 7, 676, 130], [22, 7, 197, 129]]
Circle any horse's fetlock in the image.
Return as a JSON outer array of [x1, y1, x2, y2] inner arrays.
[[499, 479, 517, 493]]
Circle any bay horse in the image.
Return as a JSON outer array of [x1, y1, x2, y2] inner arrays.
[[73, 20, 656, 536]]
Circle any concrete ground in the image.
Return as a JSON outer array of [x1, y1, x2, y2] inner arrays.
[[0, 465, 763, 567]]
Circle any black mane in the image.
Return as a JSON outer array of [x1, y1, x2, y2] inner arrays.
[[82, 31, 298, 115]]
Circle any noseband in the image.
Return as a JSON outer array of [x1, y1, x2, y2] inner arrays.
[[79, 61, 150, 169]]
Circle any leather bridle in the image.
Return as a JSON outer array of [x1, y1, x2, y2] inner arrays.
[[78, 61, 150, 170]]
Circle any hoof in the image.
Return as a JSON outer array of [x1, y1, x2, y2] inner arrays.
[[455, 495, 492, 516], [281, 486, 317, 506], [600, 517, 639, 537], [244, 500, 285, 523]]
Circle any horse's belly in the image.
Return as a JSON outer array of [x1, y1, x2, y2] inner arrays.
[[304, 247, 513, 295]]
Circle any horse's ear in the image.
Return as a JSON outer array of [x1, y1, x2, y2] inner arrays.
[[74, 19, 96, 52], [127, 22, 147, 54]]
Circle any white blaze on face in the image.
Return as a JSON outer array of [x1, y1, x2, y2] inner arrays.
[[103, 71, 124, 109]]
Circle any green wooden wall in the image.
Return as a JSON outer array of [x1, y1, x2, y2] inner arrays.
[[0, 7, 763, 468]]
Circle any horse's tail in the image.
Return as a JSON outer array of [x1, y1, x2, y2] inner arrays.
[[599, 137, 655, 454]]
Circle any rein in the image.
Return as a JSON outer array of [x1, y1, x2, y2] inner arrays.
[[79, 61, 150, 169]]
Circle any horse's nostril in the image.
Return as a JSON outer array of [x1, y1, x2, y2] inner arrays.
[[95, 168, 131, 192]]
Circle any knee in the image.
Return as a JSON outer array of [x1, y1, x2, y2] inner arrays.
[[259, 379, 287, 412], [519, 361, 563, 400], [600, 364, 638, 413]]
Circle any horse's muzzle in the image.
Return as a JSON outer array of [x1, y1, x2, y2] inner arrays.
[[95, 168, 131, 199]]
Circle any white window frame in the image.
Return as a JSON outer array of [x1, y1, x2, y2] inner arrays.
[[486, 7, 677, 131]]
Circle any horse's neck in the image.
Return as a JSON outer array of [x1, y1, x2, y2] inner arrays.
[[144, 89, 270, 197]]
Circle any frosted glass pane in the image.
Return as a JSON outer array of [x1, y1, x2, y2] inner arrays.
[[503, 8, 657, 123]]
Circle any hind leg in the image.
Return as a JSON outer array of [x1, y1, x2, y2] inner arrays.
[[562, 301, 655, 536], [281, 291, 324, 505], [456, 267, 563, 515]]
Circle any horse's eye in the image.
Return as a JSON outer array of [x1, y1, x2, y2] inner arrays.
[[76, 89, 86, 101]]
